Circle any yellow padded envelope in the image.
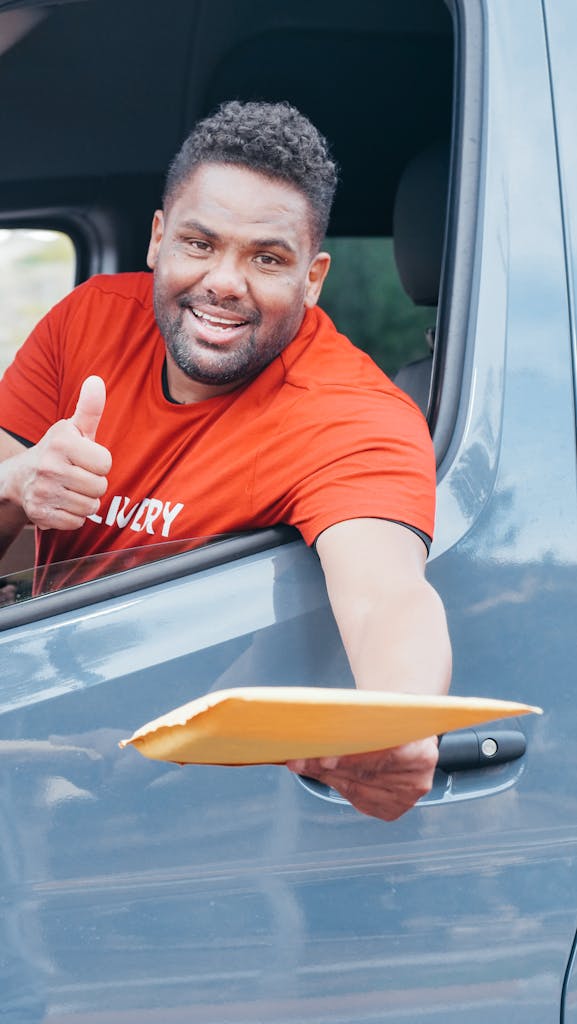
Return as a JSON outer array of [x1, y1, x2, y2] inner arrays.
[[119, 687, 542, 765]]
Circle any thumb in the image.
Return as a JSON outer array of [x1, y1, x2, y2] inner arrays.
[[70, 375, 106, 440]]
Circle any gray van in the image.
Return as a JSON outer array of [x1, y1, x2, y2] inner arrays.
[[1, 0, 576, 1020]]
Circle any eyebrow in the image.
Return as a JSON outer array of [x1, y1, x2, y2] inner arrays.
[[252, 237, 297, 256], [179, 219, 219, 241], [178, 219, 297, 256]]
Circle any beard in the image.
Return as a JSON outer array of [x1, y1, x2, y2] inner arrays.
[[153, 287, 305, 387]]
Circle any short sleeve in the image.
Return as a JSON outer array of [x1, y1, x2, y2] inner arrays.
[[252, 384, 436, 546]]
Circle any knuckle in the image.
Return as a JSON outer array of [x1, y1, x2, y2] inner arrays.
[[337, 778, 353, 800], [423, 747, 440, 774], [414, 778, 433, 799], [34, 505, 53, 529], [45, 421, 70, 451]]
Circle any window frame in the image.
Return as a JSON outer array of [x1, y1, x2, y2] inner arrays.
[[431, 0, 485, 466], [0, 1, 486, 629], [0, 206, 123, 286], [0, 525, 298, 634]]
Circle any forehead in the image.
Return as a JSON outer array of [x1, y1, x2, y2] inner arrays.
[[165, 163, 313, 247]]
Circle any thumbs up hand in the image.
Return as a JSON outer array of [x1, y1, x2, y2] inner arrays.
[[10, 376, 112, 531]]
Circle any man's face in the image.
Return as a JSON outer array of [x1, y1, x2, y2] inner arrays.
[[147, 163, 330, 402]]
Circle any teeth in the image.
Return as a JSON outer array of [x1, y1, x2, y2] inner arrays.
[[192, 308, 244, 328]]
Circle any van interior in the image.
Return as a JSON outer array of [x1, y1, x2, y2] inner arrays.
[[0, 0, 454, 580]]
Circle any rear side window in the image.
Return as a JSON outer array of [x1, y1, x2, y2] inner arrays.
[[321, 237, 436, 378], [0, 228, 76, 375]]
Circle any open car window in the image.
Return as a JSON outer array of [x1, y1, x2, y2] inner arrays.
[[0, 0, 455, 606], [0, 534, 236, 605]]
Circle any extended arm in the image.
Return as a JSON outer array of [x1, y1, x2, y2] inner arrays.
[[286, 517, 452, 820]]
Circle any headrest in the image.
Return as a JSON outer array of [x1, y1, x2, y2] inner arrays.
[[392, 142, 449, 307]]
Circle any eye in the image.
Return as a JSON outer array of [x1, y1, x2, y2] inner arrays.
[[254, 253, 283, 266], [188, 239, 211, 252], [178, 237, 212, 254]]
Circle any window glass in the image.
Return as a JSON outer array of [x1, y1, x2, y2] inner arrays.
[[320, 237, 436, 378], [0, 228, 76, 375], [0, 534, 232, 607]]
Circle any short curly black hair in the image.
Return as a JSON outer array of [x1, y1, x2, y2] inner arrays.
[[163, 100, 338, 250]]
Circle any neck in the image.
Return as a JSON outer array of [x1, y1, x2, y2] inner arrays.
[[164, 353, 243, 404]]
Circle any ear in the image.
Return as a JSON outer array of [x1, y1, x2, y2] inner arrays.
[[304, 251, 331, 308], [146, 210, 164, 269]]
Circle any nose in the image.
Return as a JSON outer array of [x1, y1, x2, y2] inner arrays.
[[201, 252, 248, 301]]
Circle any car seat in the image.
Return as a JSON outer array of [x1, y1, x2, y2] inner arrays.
[[392, 142, 450, 415]]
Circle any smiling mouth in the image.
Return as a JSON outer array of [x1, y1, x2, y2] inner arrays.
[[191, 307, 250, 329]]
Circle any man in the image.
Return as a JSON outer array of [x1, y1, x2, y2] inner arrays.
[[0, 100, 451, 821]]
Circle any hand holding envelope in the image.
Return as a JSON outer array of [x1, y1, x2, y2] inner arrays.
[[120, 686, 542, 820], [286, 737, 443, 821]]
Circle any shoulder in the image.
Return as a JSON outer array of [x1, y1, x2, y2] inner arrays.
[[49, 273, 155, 346], [64, 271, 153, 311], [279, 307, 429, 436], [281, 306, 414, 400], [38, 272, 157, 377]]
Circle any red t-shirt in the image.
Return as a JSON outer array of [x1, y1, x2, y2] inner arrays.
[[0, 273, 435, 579]]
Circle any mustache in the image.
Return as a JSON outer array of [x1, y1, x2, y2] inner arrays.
[[178, 293, 261, 325]]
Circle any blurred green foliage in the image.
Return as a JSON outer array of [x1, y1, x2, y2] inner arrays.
[[320, 237, 436, 378]]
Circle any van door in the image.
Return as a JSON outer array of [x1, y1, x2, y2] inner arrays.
[[1, 1, 577, 1022]]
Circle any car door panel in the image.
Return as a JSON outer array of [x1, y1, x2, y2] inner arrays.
[[2, 0, 577, 1021]]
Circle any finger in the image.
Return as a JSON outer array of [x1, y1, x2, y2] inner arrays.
[[286, 738, 439, 777], [293, 766, 434, 821], [286, 741, 438, 822], [297, 764, 433, 795], [56, 488, 103, 518], [71, 436, 112, 476], [37, 509, 92, 532], [52, 461, 110, 498], [289, 747, 438, 793], [26, 488, 102, 528], [327, 778, 423, 821], [70, 376, 106, 441], [286, 753, 389, 777]]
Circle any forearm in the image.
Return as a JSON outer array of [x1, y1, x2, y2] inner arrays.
[[340, 578, 452, 696], [316, 518, 452, 698]]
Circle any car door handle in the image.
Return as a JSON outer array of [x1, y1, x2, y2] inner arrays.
[[437, 727, 526, 772], [296, 726, 528, 806]]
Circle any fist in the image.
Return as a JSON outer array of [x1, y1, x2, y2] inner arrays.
[[287, 736, 439, 821], [16, 376, 112, 531]]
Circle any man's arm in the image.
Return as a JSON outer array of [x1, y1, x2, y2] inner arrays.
[[286, 517, 452, 821], [0, 429, 30, 558], [0, 376, 111, 560]]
